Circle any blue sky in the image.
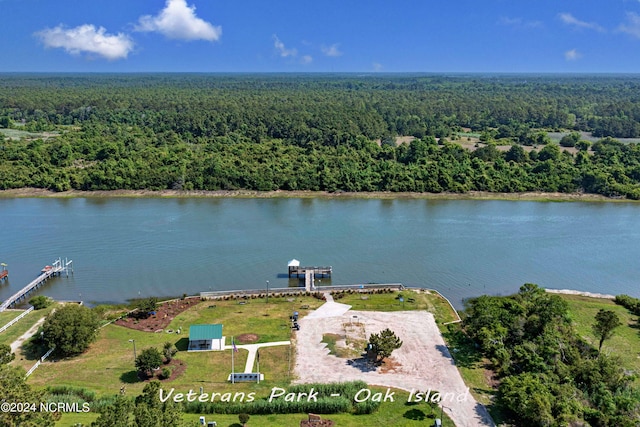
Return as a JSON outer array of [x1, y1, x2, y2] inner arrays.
[[1, 0, 640, 73]]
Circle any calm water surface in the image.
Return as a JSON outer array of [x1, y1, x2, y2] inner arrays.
[[1, 198, 639, 308]]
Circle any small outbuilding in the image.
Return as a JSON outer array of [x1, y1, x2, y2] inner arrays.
[[188, 324, 224, 351]]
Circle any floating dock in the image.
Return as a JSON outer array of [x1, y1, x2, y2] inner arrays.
[[287, 259, 332, 279], [0, 258, 72, 312]]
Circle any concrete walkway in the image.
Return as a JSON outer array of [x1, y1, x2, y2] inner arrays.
[[304, 293, 351, 319], [225, 340, 291, 373]]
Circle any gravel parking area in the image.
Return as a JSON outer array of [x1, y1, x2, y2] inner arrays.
[[293, 301, 495, 427]]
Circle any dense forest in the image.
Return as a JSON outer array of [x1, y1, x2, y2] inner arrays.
[[463, 284, 640, 426], [2, 74, 640, 198]]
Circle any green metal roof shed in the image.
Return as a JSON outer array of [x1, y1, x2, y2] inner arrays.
[[189, 324, 223, 341]]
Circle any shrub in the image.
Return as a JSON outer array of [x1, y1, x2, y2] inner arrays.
[[29, 295, 53, 310], [614, 294, 640, 315], [160, 367, 172, 380]]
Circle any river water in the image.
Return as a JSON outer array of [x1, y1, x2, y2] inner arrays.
[[1, 197, 639, 308]]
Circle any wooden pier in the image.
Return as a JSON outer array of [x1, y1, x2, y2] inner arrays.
[[0, 263, 7, 282], [0, 258, 73, 312], [287, 259, 332, 278]]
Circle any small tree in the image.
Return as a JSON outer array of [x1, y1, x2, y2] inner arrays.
[[163, 342, 177, 363], [135, 297, 158, 319], [42, 304, 101, 357], [593, 309, 622, 352], [0, 344, 15, 365], [238, 413, 250, 426], [135, 347, 163, 377], [367, 328, 403, 363]]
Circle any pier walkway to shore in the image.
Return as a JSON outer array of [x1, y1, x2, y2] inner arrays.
[[0, 258, 73, 312]]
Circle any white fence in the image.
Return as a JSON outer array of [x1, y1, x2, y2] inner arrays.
[[25, 347, 55, 378], [0, 306, 34, 333]]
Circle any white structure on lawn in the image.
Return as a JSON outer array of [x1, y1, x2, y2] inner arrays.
[[188, 324, 224, 351]]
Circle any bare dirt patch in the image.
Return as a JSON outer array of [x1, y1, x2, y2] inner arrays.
[[114, 298, 199, 332], [237, 333, 259, 344]]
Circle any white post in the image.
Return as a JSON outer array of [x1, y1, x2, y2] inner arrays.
[[231, 336, 235, 384]]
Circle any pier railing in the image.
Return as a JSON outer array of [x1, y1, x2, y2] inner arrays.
[[200, 283, 404, 299], [0, 258, 72, 312]]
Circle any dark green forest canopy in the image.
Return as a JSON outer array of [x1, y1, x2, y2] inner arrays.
[[2, 73, 640, 197], [463, 284, 640, 426]]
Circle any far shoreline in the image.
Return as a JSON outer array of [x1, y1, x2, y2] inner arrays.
[[0, 188, 635, 202]]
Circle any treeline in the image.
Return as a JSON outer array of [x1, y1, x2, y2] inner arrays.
[[463, 284, 640, 426], [2, 74, 640, 198]]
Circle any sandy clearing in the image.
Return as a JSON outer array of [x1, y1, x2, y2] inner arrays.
[[293, 304, 495, 427]]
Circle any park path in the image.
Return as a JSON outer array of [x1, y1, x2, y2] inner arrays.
[[10, 316, 46, 354]]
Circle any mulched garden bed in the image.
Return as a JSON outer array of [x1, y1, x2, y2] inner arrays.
[[114, 298, 200, 332]]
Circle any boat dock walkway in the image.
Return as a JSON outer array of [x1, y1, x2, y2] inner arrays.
[[0, 258, 73, 312]]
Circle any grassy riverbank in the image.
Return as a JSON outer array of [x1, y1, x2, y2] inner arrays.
[[0, 187, 628, 202], [15, 289, 460, 426]]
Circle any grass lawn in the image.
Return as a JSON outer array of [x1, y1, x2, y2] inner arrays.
[[0, 306, 54, 348], [0, 310, 22, 329], [560, 294, 640, 377], [38, 290, 462, 426], [29, 297, 313, 396], [333, 289, 459, 324]]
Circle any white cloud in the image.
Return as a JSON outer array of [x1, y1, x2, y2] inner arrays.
[[564, 48, 582, 61], [273, 35, 297, 57], [321, 43, 343, 57], [301, 55, 313, 64], [558, 13, 605, 32], [618, 12, 640, 38], [35, 24, 133, 60], [136, 0, 221, 41], [498, 16, 542, 29]]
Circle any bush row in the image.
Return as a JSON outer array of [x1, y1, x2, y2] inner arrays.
[[183, 381, 380, 415], [184, 396, 351, 415], [614, 294, 640, 315]]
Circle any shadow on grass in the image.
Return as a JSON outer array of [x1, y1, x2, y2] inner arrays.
[[440, 326, 483, 369], [120, 370, 142, 384], [21, 337, 47, 361], [403, 408, 427, 421], [175, 337, 189, 352]]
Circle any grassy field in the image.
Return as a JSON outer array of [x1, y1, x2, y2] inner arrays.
[[332, 289, 459, 324], [42, 289, 459, 426], [0, 310, 22, 329], [1, 305, 56, 345], [561, 294, 640, 376], [0, 128, 60, 140], [28, 297, 308, 396]]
